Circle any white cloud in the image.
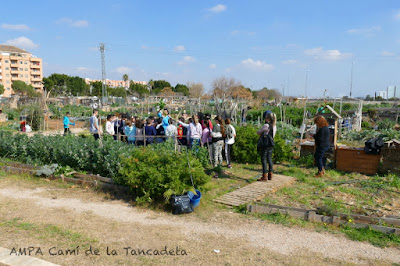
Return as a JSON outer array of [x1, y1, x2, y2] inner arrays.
[[208, 4, 227, 13], [5, 36, 39, 50], [1, 24, 30, 31], [56, 18, 89, 28], [381, 51, 395, 57], [177, 56, 196, 65], [241, 58, 274, 71], [346, 26, 381, 36], [174, 45, 185, 52], [304, 47, 351, 61], [71, 20, 89, 27], [209, 64, 217, 69], [282, 59, 297, 65], [114, 66, 133, 74]]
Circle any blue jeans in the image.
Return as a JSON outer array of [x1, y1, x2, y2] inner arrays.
[[314, 146, 329, 172], [190, 138, 200, 150], [260, 148, 273, 173]]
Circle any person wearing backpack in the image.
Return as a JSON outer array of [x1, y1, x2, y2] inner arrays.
[[224, 118, 236, 168], [256, 111, 276, 181]]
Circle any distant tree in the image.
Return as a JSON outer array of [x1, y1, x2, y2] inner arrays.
[[129, 82, 149, 96], [230, 86, 253, 100], [11, 80, 40, 97], [43, 74, 89, 96], [174, 83, 189, 96], [0, 84, 4, 95], [123, 74, 129, 82], [108, 86, 127, 98], [365, 95, 374, 101], [256, 87, 282, 102], [68, 76, 90, 96], [375, 96, 383, 100], [212, 77, 241, 98], [90, 81, 104, 97], [159, 87, 175, 96], [187, 82, 204, 98], [152, 80, 171, 94]]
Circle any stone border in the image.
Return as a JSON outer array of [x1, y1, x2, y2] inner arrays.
[[248, 203, 400, 235]]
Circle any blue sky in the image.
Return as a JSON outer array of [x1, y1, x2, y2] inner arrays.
[[1, 0, 400, 97]]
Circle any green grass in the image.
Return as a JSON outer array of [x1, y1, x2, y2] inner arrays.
[[0, 218, 97, 249], [341, 225, 400, 248]]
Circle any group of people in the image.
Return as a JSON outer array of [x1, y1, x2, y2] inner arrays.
[[73, 107, 330, 179], [88, 109, 237, 169]]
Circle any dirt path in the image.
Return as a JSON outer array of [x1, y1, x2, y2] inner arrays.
[[0, 183, 399, 265]]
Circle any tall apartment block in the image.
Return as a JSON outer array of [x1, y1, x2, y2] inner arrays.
[[0, 45, 43, 97]]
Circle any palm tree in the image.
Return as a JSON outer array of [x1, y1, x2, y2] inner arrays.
[[122, 74, 129, 82]]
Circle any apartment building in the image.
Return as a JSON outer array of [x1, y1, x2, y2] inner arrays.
[[85, 78, 147, 88], [0, 45, 43, 97]]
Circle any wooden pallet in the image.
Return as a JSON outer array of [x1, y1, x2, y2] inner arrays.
[[213, 174, 295, 207]]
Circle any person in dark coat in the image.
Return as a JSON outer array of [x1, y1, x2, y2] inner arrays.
[[313, 116, 330, 177]]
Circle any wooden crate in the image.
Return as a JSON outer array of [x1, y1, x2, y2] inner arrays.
[[336, 147, 380, 175]]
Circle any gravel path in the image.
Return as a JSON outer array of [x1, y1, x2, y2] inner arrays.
[[0, 187, 399, 264]]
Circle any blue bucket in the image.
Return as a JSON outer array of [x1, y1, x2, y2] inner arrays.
[[188, 189, 202, 208]]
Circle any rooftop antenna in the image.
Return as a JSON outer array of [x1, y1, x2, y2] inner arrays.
[[99, 43, 107, 105]]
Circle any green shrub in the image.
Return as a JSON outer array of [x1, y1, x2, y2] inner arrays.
[[272, 135, 293, 163], [232, 125, 294, 164], [232, 126, 259, 163], [361, 121, 370, 129], [117, 147, 210, 203], [377, 119, 395, 130]]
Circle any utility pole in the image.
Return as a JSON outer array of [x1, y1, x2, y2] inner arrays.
[[350, 60, 354, 99], [99, 43, 107, 106], [305, 70, 309, 98]]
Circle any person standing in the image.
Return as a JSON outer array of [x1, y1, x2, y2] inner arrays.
[[257, 111, 277, 181], [162, 109, 170, 129], [224, 118, 236, 168], [165, 118, 178, 140], [178, 115, 202, 149], [124, 119, 136, 145], [63, 112, 75, 135], [135, 119, 145, 146], [313, 116, 330, 177], [144, 118, 156, 145], [155, 118, 165, 143], [105, 114, 115, 136], [211, 116, 225, 168], [89, 109, 101, 140]]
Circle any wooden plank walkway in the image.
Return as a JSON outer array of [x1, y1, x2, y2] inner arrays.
[[213, 174, 296, 207]]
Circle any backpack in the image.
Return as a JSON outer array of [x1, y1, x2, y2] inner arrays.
[[364, 137, 384, 155], [257, 124, 275, 151], [225, 125, 234, 139]]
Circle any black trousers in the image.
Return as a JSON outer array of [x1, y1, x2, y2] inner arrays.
[[314, 146, 329, 172], [93, 133, 100, 140], [225, 143, 233, 166], [64, 128, 70, 135], [260, 148, 273, 174]]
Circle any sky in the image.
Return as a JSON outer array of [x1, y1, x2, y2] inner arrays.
[[1, 0, 400, 97]]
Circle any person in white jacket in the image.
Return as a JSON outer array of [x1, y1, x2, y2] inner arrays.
[[224, 118, 236, 168], [105, 114, 115, 136]]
